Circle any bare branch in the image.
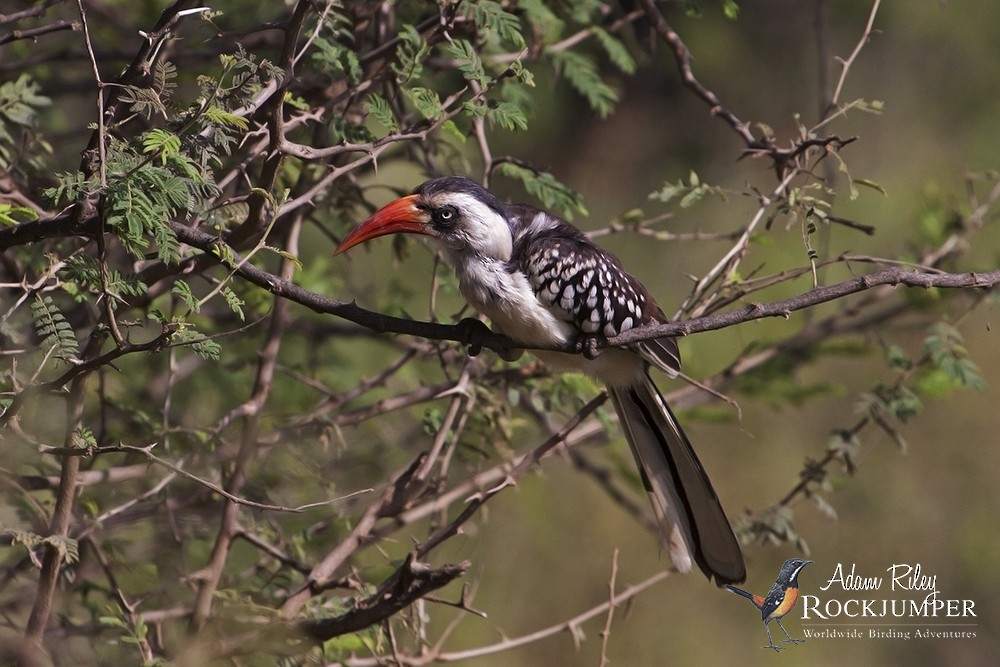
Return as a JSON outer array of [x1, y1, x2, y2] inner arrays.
[[347, 569, 671, 666], [0, 19, 79, 46], [637, 0, 758, 148], [298, 555, 471, 643], [609, 265, 1000, 347]]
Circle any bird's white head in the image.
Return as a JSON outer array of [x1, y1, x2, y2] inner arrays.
[[335, 177, 514, 262]]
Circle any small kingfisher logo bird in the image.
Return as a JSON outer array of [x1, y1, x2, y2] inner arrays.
[[725, 558, 813, 651]]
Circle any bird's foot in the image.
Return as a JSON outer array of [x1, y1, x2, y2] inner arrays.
[[573, 334, 606, 360], [455, 317, 522, 361], [456, 317, 490, 357], [782, 638, 806, 644], [763, 644, 785, 652]]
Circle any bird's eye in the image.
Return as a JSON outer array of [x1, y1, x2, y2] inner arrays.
[[432, 206, 458, 229]]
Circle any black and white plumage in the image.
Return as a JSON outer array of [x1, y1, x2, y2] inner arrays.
[[336, 176, 745, 585]]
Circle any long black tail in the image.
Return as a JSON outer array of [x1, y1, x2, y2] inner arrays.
[[724, 584, 759, 604], [607, 372, 745, 585]]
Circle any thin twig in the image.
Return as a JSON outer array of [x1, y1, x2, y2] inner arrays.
[[827, 0, 882, 115], [342, 568, 671, 665], [598, 548, 620, 667], [0, 19, 79, 46], [37, 442, 372, 514]]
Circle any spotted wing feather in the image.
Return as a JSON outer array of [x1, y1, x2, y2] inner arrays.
[[512, 219, 680, 375]]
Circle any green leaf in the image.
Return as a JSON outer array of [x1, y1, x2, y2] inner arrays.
[[171, 326, 222, 360], [329, 115, 376, 144], [649, 171, 728, 207], [852, 178, 887, 196], [404, 86, 443, 121], [72, 426, 97, 449], [422, 408, 444, 435], [444, 39, 488, 86], [680, 187, 706, 209], [44, 172, 92, 207], [99, 616, 129, 630], [193, 338, 222, 361], [155, 224, 181, 265], [46, 534, 79, 565], [0, 203, 38, 226], [884, 344, 911, 372], [507, 59, 535, 87], [311, 35, 362, 85], [363, 94, 399, 134], [264, 245, 303, 271], [865, 384, 922, 424], [153, 60, 178, 100], [392, 24, 430, 84], [441, 119, 467, 143], [222, 286, 245, 321], [172, 280, 198, 314], [518, 0, 563, 43], [62, 256, 146, 299], [592, 27, 636, 75], [566, 0, 603, 24], [498, 163, 587, 219], [142, 129, 182, 165], [550, 50, 617, 118], [31, 295, 78, 363], [0, 73, 51, 126], [923, 323, 987, 391], [484, 100, 527, 131], [203, 106, 250, 131], [461, 0, 525, 48]]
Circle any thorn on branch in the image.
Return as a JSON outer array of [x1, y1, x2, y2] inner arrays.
[[424, 582, 489, 618]]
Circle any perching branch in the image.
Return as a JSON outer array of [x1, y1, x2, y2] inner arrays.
[[167, 219, 1000, 357]]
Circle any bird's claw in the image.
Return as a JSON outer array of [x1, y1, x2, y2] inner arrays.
[[574, 334, 605, 360], [456, 317, 490, 357], [456, 317, 522, 361]]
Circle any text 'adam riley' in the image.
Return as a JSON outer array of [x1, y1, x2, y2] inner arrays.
[[800, 563, 976, 620]]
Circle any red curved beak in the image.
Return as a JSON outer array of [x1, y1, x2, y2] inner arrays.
[[334, 194, 429, 255]]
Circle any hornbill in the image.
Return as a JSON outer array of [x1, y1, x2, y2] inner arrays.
[[335, 176, 746, 585]]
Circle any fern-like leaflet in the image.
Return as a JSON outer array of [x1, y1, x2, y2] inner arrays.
[[31, 295, 78, 363]]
